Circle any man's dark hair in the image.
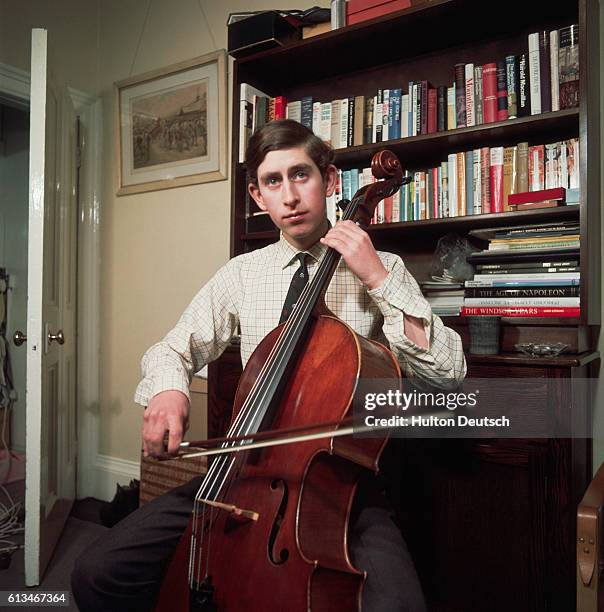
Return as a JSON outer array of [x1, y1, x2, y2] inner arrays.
[[245, 119, 335, 187]]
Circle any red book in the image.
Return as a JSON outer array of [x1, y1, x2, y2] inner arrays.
[[384, 195, 393, 223], [427, 88, 437, 134], [274, 96, 287, 119], [482, 63, 498, 123], [508, 187, 566, 207], [481, 147, 491, 214], [496, 60, 509, 121], [461, 306, 580, 317], [432, 167, 439, 217], [489, 147, 504, 213], [508, 187, 565, 206]]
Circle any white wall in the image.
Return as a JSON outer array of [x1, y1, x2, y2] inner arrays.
[[0, 104, 29, 451]]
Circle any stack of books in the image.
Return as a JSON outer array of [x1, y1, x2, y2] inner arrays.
[[461, 221, 580, 317], [421, 280, 465, 317]]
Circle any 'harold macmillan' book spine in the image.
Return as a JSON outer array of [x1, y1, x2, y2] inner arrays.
[[518, 53, 531, 117]]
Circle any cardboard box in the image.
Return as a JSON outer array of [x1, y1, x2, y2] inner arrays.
[[302, 21, 331, 39], [347, 0, 412, 25]]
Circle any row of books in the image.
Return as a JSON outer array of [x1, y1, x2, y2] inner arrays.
[[424, 223, 581, 318], [238, 25, 579, 158], [327, 139, 579, 226]]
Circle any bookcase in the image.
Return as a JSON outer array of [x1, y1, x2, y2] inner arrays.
[[214, 0, 601, 609]]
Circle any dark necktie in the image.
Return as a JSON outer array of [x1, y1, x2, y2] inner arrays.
[[279, 253, 309, 324]]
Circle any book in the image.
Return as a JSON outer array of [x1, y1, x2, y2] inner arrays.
[[239, 83, 269, 162], [502, 146, 517, 211], [312, 101, 321, 136], [566, 138, 579, 189], [473, 148, 482, 214], [286, 100, 301, 122], [518, 53, 531, 117], [301, 96, 313, 130], [320, 102, 332, 144], [482, 63, 498, 124], [538, 31, 552, 113], [428, 87, 438, 134], [454, 64, 466, 128], [489, 147, 504, 213], [517, 142, 529, 192], [274, 96, 287, 119], [474, 65, 483, 125], [364, 97, 374, 144], [508, 187, 565, 206], [496, 60, 509, 121], [465, 150, 474, 216], [550, 29, 560, 112], [447, 85, 456, 130], [382, 89, 390, 141], [465, 286, 579, 298], [471, 271, 580, 282], [461, 306, 580, 317], [437, 86, 447, 131], [447, 153, 458, 217], [330, 100, 341, 147], [480, 147, 491, 214], [465, 63, 475, 127], [464, 297, 580, 306], [528, 145, 545, 191], [354, 95, 365, 146], [457, 152, 466, 216], [509, 200, 566, 211], [467, 247, 579, 263], [528, 32, 542, 115], [559, 24, 580, 109], [476, 260, 579, 270], [505, 55, 519, 119]]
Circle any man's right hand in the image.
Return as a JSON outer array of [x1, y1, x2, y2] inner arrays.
[[142, 390, 190, 457]]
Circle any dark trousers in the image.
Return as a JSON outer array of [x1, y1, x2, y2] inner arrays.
[[72, 475, 426, 612]]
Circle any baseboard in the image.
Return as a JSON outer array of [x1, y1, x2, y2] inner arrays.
[[85, 453, 140, 502]]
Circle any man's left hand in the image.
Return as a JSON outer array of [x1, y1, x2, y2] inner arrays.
[[320, 220, 387, 290]]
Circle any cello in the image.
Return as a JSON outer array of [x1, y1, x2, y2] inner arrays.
[[155, 150, 406, 611]]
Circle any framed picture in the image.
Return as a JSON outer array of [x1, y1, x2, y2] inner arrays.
[[115, 49, 227, 195]]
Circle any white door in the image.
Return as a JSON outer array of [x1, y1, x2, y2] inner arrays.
[[25, 28, 78, 586]]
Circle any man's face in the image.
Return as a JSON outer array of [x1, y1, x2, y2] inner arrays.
[[248, 147, 337, 251]]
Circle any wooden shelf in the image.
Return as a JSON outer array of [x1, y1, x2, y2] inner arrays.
[[241, 206, 579, 242], [334, 109, 579, 169]]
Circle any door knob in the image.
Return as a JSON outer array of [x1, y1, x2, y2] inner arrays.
[[13, 330, 27, 346], [47, 329, 65, 345]]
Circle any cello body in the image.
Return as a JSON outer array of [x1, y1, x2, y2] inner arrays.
[[155, 316, 400, 611]]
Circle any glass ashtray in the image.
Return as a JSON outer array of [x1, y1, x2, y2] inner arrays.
[[514, 342, 569, 357]]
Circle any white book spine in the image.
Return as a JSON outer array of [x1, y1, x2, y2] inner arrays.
[[382, 89, 390, 141], [465, 63, 475, 127], [558, 141, 568, 188], [401, 95, 409, 138], [441, 161, 449, 217], [447, 85, 456, 129], [372, 95, 379, 142], [473, 148, 482, 215], [286, 101, 302, 123], [412, 84, 418, 136], [447, 153, 457, 217], [528, 32, 542, 115], [320, 102, 332, 144], [312, 102, 322, 136], [550, 29, 560, 112], [340, 99, 349, 148], [544, 143, 558, 189]]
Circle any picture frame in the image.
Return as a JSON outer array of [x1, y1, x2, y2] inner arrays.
[[115, 49, 227, 196]]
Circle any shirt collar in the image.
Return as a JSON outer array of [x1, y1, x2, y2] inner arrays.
[[277, 234, 329, 269]]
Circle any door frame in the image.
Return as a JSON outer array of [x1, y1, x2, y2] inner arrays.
[[0, 61, 102, 499]]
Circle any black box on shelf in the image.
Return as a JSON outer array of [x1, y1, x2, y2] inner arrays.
[[228, 11, 301, 58]]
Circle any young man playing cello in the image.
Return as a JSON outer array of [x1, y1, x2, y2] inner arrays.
[[72, 120, 466, 611]]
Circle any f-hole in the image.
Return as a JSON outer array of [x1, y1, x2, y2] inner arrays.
[[268, 479, 289, 564]]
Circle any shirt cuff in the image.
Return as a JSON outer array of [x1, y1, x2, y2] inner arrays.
[[134, 375, 191, 407], [367, 270, 433, 323]]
